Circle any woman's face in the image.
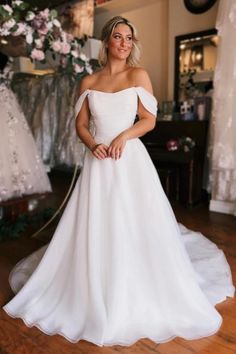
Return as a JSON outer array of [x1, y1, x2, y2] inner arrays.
[[107, 23, 133, 62]]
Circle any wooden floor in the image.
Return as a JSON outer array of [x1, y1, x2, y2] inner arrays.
[[0, 170, 235, 354]]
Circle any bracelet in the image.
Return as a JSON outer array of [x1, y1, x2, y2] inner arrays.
[[91, 143, 101, 152]]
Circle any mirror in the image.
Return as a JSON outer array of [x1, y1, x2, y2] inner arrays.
[[174, 29, 218, 107]]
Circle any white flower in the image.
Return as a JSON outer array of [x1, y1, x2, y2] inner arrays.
[[86, 64, 93, 75], [79, 53, 88, 61], [53, 19, 61, 28], [12, 0, 23, 6], [35, 38, 44, 48], [71, 49, 79, 58], [3, 19, 16, 30], [46, 21, 53, 30], [61, 31, 67, 42], [2, 5, 13, 14], [26, 32, 33, 44], [26, 11, 35, 21], [31, 48, 45, 61]]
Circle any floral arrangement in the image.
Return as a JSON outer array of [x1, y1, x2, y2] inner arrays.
[[0, 0, 92, 77], [166, 139, 179, 152], [178, 136, 196, 152], [166, 136, 195, 153]]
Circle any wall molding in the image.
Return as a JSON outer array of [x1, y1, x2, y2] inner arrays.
[[209, 199, 235, 216]]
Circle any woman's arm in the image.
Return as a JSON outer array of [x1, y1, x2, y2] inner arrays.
[[75, 76, 108, 160], [108, 68, 156, 159]]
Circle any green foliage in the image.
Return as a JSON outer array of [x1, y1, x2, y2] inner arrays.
[[0, 208, 55, 241]]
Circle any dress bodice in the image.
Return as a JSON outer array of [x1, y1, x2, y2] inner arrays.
[[75, 87, 158, 143]]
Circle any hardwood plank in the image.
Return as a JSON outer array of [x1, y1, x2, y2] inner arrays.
[[175, 336, 236, 354]]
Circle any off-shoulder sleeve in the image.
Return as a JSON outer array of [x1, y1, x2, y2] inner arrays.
[[134, 87, 158, 117], [74, 89, 90, 118]]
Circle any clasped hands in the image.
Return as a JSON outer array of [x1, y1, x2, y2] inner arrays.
[[91, 133, 127, 160]]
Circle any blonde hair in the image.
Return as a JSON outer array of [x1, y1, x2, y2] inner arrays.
[[98, 16, 141, 67]]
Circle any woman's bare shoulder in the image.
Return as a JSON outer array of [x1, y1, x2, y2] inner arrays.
[[79, 69, 104, 94], [129, 67, 153, 94]]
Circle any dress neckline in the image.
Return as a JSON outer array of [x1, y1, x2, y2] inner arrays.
[[86, 87, 156, 101], [89, 87, 134, 95]]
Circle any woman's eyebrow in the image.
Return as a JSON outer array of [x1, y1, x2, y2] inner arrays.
[[112, 31, 132, 36]]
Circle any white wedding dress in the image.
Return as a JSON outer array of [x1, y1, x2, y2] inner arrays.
[[3, 87, 235, 346], [0, 76, 51, 202]]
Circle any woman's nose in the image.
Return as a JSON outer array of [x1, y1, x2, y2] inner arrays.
[[120, 37, 126, 46]]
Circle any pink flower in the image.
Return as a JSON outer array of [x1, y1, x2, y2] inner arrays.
[[74, 64, 84, 74], [0, 28, 10, 36], [39, 9, 50, 20], [60, 42, 71, 55], [38, 24, 49, 35], [12, 22, 26, 36], [66, 33, 74, 43], [32, 16, 49, 35], [31, 48, 45, 61], [51, 40, 61, 52]]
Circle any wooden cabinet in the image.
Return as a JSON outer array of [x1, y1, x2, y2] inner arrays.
[[141, 120, 209, 205]]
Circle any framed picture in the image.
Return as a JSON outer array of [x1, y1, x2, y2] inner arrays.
[[194, 96, 212, 120], [160, 101, 175, 121]]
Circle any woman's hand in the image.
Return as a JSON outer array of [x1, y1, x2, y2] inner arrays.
[[108, 132, 128, 160], [91, 143, 109, 160]]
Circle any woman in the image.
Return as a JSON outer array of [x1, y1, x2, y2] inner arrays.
[[3, 17, 234, 346], [0, 53, 51, 202]]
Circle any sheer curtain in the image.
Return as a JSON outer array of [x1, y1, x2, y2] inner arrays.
[[209, 0, 236, 216]]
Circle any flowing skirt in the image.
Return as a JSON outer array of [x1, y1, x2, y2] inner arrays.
[[3, 139, 235, 346]]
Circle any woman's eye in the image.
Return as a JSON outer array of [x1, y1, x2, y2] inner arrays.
[[113, 34, 132, 41]]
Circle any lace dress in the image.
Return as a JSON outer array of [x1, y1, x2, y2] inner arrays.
[[3, 87, 235, 346], [0, 66, 51, 202]]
